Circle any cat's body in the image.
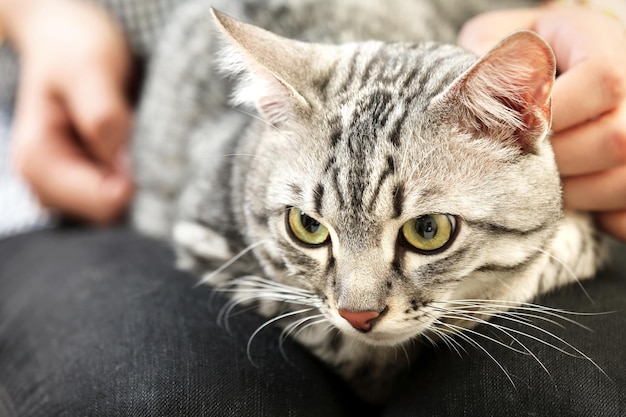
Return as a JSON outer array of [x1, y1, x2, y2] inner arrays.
[[132, 0, 605, 400]]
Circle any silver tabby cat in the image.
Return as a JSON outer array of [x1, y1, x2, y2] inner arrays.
[[132, 0, 605, 400]]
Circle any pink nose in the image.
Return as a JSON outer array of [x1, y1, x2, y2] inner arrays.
[[338, 309, 381, 332]]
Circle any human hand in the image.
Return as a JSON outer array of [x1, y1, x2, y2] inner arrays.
[[3, 0, 133, 224], [459, 5, 626, 241]]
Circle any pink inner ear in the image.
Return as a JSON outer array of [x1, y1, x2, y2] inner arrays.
[[258, 95, 292, 125], [531, 78, 553, 121], [455, 31, 556, 153], [484, 30, 555, 114], [245, 61, 311, 126], [213, 9, 312, 126]]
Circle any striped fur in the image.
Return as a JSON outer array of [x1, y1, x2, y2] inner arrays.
[[132, 1, 605, 401]]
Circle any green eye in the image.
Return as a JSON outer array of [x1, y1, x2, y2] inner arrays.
[[288, 207, 330, 246], [401, 214, 456, 253]]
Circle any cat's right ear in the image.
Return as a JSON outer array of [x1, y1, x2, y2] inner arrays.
[[435, 30, 556, 154], [211, 9, 328, 125]]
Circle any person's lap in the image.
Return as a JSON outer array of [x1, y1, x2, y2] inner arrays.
[[387, 245, 626, 416], [0, 228, 365, 417], [0, 227, 624, 416]]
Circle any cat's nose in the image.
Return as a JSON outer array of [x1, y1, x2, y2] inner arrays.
[[338, 309, 382, 332]]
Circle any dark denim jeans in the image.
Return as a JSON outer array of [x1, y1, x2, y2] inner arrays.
[[0, 228, 624, 416]]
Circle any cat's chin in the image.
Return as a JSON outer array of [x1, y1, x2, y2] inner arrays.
[[347, 328, 418, 348]]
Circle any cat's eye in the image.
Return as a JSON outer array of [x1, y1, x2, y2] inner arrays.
[[401, 214, 456, 253], [287, 207, 330, 246]]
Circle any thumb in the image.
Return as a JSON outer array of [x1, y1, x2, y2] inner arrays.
[[13, 83, 134, 224], [62, 69, 132, 168], [35, 141, 134, 224], [458, 9, 540, 55]]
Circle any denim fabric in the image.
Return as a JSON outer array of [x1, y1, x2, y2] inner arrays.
[[0, 383, 16, 417], [0, 228, 624, 417], [386, 243, 626, 417], [0, 228, 365, 417]]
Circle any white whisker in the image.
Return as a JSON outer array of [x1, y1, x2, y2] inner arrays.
[[431, 318, 516, 388], [217, 297, 260, 332], [319, 323, 339, 341], [428, 309, 532, 356], [530, 245, 594, 303], [221, 152, 273, 163], [227, 276, 318, 297], [438, 314, 537, 359], [436, 308, 569, 356], [235, 108, 290, 139], [431, 305, 609, 379], [247, 308, 315, 366], [421, 333, 442, 351], [280, 314, 326, 346], [293, 317, 329, 340], [278, 315, 327, 362], [427, 324, 467, 358], [278, 315, 321, 363], [437, 299, 607, 330], [198, 240, 269, 286], [216, 276, 324, 337]]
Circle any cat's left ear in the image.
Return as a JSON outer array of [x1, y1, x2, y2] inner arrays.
[[437, 30, 556, 154], [212, 9, 332, 125]]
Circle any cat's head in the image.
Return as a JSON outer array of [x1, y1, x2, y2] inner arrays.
[[213, 10, 559, 346]]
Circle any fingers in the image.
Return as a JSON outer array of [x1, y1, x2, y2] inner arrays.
[[562, 165, 626, 212], [535, 9, 626, 132], [7, 0, 135, 225], [458, 9, 540, 55], [459, 7, 626, 133], [552, 105, 626, 176], [51, 0, 132, 168], [12, 80, 133, 224], [595, 211, 626, 242], [550, 59, 626, 133], [15, 137, 134, 225], [22, 135, 134, 224], [63, 71, 132, 166]]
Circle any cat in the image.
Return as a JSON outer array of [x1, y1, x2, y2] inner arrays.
[[131, 0, 605, 401]]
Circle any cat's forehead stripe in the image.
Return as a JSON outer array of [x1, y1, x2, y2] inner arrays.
[[331, 167, 346, 209], [366, 156, 395, 213], [288, 183, 303, 200], [466, 220, 549, 237], [335, 43, 467, 109], [314, 183, 325, 214], [335, 49, 361, 96], [359, 45, 384, 86], [416, 246, 472, 283], [392, 183, 405, 219], [386, 105, 408, 148], [476, 250, 544, 275]]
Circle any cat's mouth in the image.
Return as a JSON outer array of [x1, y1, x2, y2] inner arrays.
[[349, 327, 420, 347]]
